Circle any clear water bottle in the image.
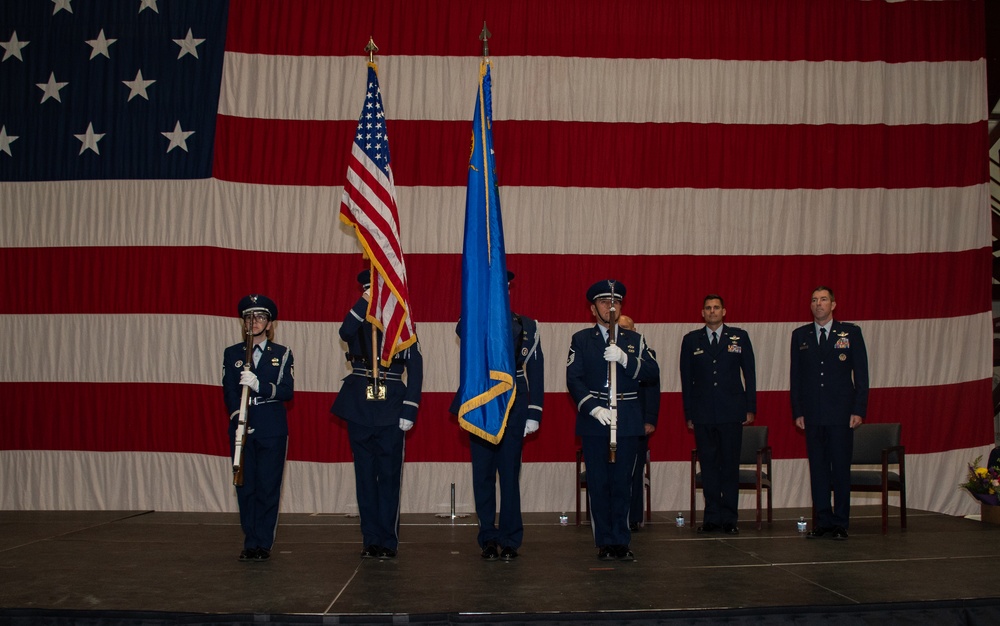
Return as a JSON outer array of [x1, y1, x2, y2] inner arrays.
[[675, 512, 685, 528], [797, 516, 808, 533], [559, 512, 568, 526]]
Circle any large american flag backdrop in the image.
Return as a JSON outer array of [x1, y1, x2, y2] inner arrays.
[[0, 0, 992, 516]]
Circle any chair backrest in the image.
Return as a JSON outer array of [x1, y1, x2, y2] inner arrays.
[[851, 423, 902, 464], [739, 426, 768, 464]]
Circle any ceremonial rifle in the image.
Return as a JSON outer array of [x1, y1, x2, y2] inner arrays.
[[232, 320, 254, 486]]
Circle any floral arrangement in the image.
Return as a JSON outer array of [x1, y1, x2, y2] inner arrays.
[[960, 455, 1000, 506]]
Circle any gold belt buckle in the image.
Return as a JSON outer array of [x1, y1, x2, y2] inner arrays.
[[365, 377, 386, 401]]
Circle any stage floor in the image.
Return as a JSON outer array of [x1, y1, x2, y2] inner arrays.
[[1, 507, 999, 623]]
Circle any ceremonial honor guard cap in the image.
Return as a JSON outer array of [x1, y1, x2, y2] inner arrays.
[[357, 270, 371, 289], [238, 294, 278, 320], [586, 279, 626, 302]]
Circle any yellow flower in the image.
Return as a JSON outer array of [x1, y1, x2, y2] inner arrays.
[[975, 467, 989, 478]]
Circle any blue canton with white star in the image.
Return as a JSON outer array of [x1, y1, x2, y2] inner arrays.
[[0, 0, 228, 181], [354, 65, 392, 177]]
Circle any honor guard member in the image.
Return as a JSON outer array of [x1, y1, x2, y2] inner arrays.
[[618, 315, 660, 532], [331, 270, 423, 559], [222, 294, 294, 562], [567, 280, 659, 561], [680, 294, 756, 535], [791, 286, 869, 540], [450, 271, 544, 561]]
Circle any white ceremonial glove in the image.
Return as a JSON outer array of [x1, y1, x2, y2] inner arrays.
[[239, 370, 260, 393], [590, 407, 613, 426], [399, 418, 414, 431], [524, 419, 540, 436], [363, 288, 371, 301], [604, 344, 628, 367]]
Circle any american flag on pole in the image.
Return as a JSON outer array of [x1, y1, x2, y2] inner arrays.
[[339, 60, 415, 366], [0, 0, 992, 518]]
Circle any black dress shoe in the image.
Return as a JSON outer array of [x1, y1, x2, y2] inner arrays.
[[697, 522, 720, 533], [807, 526, 833, 539], [238, 549, 254, 561], [722, 523, 739, 535], [378, 547, 397, 559], [252, 548, 270, 561], [629, 522, 641, 532], [597, 546, 616, 561], [831, 526, 849, 540], [361, 545, 380, 559], [500, 546, 518, 561], [481, 541, 499, 560], [616, 545, 635, 561]]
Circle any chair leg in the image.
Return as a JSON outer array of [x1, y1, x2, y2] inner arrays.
[[900, 482, 907, 530], [755, 481, 763, 531], [881, 485, 889, 535]]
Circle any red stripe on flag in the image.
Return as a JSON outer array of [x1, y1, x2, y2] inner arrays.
[[2, 248, 989, 323], [225, 0, 983, 62], [5, 383, 991, 462], [214, 117, 988, 189]]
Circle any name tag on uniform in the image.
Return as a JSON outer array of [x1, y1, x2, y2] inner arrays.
[[727, 344, 741, 353], [799, 343, 810, 350], [693, 349, 704, 355]]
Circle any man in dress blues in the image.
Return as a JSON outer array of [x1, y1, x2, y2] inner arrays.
[[790, 286, 869, 540], [222, 294, 294, 562], [332, 270, 423, 559], [680, 294, 756, 535], [567, 280, 659, 561], [618, 315, 660, 532], [451, 271, 544, 561]]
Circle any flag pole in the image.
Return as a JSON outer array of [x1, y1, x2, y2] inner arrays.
[[363, 36, 384, 402]]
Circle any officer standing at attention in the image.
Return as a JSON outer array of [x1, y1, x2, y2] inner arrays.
[[331, 270, 423, 559], [618, 315, 659, 532], [791, 285, 868, 540], [223, 294, 294, 562], [679, 294, 756, 535], [451, 271, 544, 561], [567, 280, 659, 561]]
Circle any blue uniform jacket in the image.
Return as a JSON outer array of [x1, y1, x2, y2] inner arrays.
[[679, 325, 756, 424], [450, 313, 545, 430], [223, 340, 294, 438], [790, 320, 869, 425], [331, 296, 423, 426], [566, 325, 659, 437], [640, 349, 661, 428]]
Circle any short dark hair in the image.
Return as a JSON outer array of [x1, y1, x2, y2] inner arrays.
[[812, 286, 835, 301], [703, 294, 725, 308]]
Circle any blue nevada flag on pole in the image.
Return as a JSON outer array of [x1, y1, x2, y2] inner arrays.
[[456, 58, 515, 444]]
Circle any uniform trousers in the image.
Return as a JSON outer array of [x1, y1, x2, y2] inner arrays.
[[234, 434, 288, 551], [693, 422, 743, 526], [470, 425, 526, 549], [804, 423, 854, 529], [582, 434, 638, 547], [347, 421, 405, 550], [628, 435, 648, 526]]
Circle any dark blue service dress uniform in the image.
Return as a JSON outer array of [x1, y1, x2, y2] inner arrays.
[[680, 325, 756, 528], [223, 339, 294, 553], [331, 296, 423, 552], [567, 325, 659, 548], [790, 320, 869, 530], [451, 313, 544, 551], [629, 349, 660, 528]]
